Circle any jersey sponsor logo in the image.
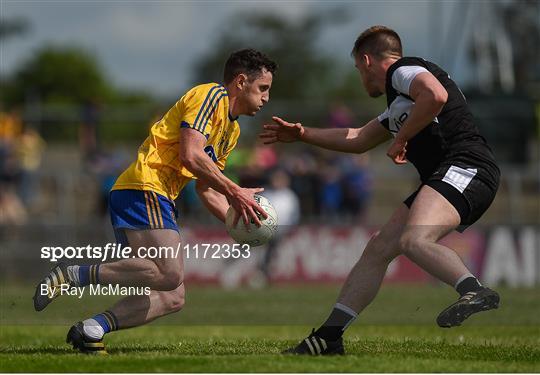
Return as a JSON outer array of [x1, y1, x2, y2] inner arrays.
[[394, 112, 408, 131], [388, 96, 413, 135], [385, 96, 439, 137]]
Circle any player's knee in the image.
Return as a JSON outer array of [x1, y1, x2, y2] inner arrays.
[[160, 269, 184, 291], [363, 231, 399, 264], [399, 232, 426, 257], [152, 267, 184, 291]]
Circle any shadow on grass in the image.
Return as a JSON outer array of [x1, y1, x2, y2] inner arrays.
[[0, 345, 181, 357], [0, 344, 190, 356], [0, 346, 74, 355]]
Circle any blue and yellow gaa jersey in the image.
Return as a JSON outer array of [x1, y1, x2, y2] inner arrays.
[[112, 83, 240, 201]]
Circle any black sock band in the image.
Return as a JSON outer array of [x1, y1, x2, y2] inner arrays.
[[456, 276, 482, 296], [315, 303, 357, 341]]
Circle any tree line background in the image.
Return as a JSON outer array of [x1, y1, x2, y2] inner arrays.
[[1, 3, 538, 164]]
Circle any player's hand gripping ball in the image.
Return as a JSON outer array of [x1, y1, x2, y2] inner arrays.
[[225, 194, 278, 247]]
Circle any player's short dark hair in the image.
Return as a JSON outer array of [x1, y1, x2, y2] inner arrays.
[[224, 49, 277, 84], [351, 25, 402, 59]]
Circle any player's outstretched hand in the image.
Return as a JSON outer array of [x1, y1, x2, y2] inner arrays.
[[228, 187, 269, 230], [260, 116, 305, 144]]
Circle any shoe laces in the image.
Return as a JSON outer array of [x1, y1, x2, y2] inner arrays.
[[460, 291, 477, 301]]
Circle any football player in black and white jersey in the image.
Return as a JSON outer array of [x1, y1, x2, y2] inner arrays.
[[261, 25, 501, 355]]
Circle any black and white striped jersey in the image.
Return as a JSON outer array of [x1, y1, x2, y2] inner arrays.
[[378, 57, 499, 187]]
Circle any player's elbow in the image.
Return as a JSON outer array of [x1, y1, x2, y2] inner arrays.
[[419, 86, 447, 112], [430, 87, 448, 107], [435, 90, 448, 106]]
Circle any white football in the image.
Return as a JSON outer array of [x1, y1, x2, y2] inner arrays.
[[225, 194, 278, 247]]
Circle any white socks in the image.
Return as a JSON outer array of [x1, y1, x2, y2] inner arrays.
[[66, 265, 80, 286], [82, 318, 105, 340]]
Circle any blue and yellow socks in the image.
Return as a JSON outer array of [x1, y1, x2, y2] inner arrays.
[[82, 310, 119, 340], [67, 265, 100, 286]]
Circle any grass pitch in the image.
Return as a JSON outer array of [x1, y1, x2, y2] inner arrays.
[[1, 284, 539, 372]]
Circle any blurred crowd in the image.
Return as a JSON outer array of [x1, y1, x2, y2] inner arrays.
[[0, 103, 374, 226], [178, 144, 373, 224], [178, 103, 374, 224], [0, 109, 46, 225]]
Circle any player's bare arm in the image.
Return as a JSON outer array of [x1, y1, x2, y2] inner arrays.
[[179, 127, 268, 227], [261, 116, 391, 154], [387, 72, 448, 164], [195, 180, 229, 223]]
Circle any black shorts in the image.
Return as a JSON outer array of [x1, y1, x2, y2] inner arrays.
[[404, 162, 500, 232]]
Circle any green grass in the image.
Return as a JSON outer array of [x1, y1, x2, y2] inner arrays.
[[1, 284, 539, 372]]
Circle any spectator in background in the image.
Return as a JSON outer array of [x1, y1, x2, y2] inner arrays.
[[327, 103, 374, 222], [87, 150, 130, 216], [0, 108, 23, 140], [222, 145, 250, 184], [340, 154, 373, 223], [0, 109, 27, 225], [16, 124, 46, 206], [238, 144, 278, 188], [284, 150, 319, 217], [254, 144, 278, 170], [319, 162, 343, 221], [177, 180, 205, 221], [328, 102, 355, 129], [79, 98, 101, 164], [251, 168, 300, 287]]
